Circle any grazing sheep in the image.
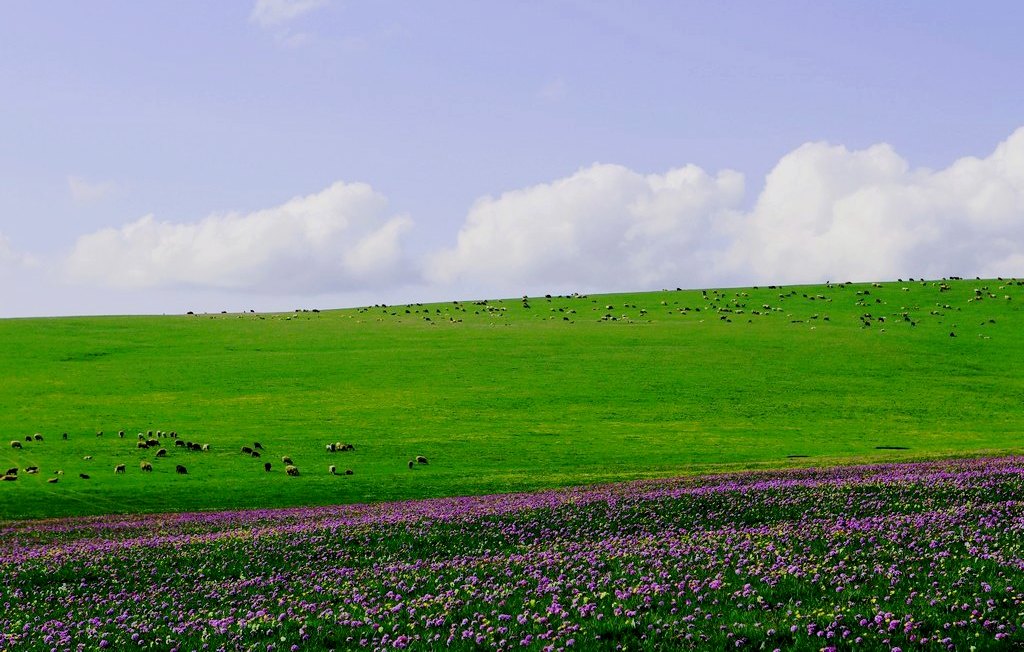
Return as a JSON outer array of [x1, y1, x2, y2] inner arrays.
[[140, 461, 153, 472], [408, 460, 414, 469], [155, 448, 167, 457], [340, 443, 355, 452], [282, 456, 293, 465], [251, 450, 261, 458], [326, 444, 335, 453], [201, 444, 210, 451], [329, 465, 337, 475], [114, 464, 126, 474], [55, 470, 63, 475], [96, 431, 103, 437], [118, 430, 125, 438], [5, 467, 16, 475], [174, 440, 185, 447], [188, 442, 201, 451], [264, 462, 272, 472], [175, 465, 187, 475], [62, 432, 68, 440], [253, 442, 263, 450], [147, 430, 153, 437], [170, 432, 178, 438], [285, 465, 299, 476], [47, 477, 58, 484], [146, 439, 159, 447], [137, 441, 148, 449], [79, 473, 90, 479], [416, 456, 428, 465], [10, 441, 22, 449], [2, 475, 16, 481], [344, 469, 354, 475], [33, 433, 43, 441], [138, 433, 145, 440], [25, 466, 39, 474], [83, 455, 92, 461], [241, 446, 253, 455], [25, 435, 31, 442]]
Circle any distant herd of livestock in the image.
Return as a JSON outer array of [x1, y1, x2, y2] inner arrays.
[[4, 430, 430, 483]]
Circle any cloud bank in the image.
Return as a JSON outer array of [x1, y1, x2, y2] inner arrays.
[[66, 181, 413, 293], [429, 127, 1024, 295], [57, 127, 1024, 309]]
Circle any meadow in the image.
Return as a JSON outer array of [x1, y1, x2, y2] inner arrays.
[[1, 278, 1023, 519], [2, 457, 1022, 650]]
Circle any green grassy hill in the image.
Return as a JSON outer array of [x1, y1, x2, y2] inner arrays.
[[1, 278, 1022, 519]]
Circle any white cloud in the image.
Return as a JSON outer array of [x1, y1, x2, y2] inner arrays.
[[68, 176, 117, 203], [729, 127, 1024, 284], [66, 181, 413, 293], [429, 127, 1024, 295], [428, 163, 745, 294], [250, 0, 329, 27], [49, 127, 1024, 316]]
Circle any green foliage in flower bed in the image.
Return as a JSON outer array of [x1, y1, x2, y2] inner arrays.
[[2, 458, 1023, 650], [1, 278, 1023, 519]]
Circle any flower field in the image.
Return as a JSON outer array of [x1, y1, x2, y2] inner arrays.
[[2, 458, 1023, 651]]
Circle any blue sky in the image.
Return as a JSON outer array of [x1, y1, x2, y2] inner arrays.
[[2, 1, 1023, 317]]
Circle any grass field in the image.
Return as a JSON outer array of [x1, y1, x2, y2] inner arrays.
[[1, 277, 1023, 520]]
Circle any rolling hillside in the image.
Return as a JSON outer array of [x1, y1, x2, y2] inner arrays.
[[2, 277, 1022, 519]]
